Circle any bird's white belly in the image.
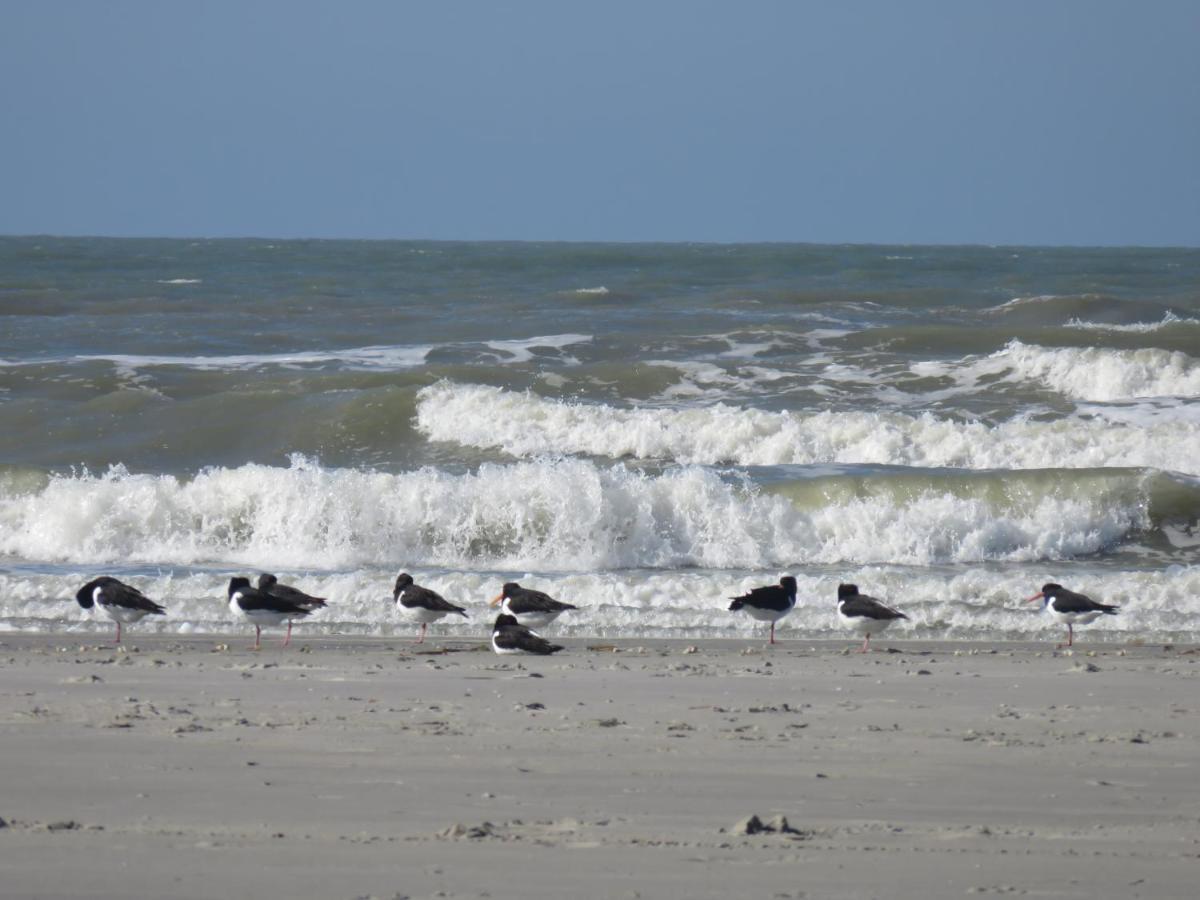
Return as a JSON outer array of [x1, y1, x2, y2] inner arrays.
[[101, 605, 150, 625], [744, 605, 789, 623], [509, 609, 559, 629], [839, 612, 894, 637], [1052, 610, 1103, 627], [402, 605, 449, 625]]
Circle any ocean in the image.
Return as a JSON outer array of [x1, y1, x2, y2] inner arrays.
[[2, 237, 1198, 641]]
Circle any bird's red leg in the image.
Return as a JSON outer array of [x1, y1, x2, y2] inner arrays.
[[114, 622, 122, 644], [253, 625, 261, 650], [282, 620, 292, 648], [416, 623, 427, 644], [769, 622, 776, 645]]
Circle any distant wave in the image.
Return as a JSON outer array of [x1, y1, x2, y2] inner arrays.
[[909, 340, 1200, 402], [0, 333, 593, 373], [1065, 311, 1200, 333], [415, 381, 1200, 473], [988, 340, 1200, 401], [1, 457, 1188, 570], [156, 278, 202, 285]]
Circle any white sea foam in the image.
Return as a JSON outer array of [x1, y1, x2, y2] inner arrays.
[[415, 381, 1200, 474], [993, 340, 1200, 401], [7, 564, 1199, 642], [573, 286, 609, 295], [72, 345, 435, 372], [910, 340, 1200, 402], [983, 294, 1066, 313], [1065, 311, 1200, 333], [0, 457, 1164, 571], [6, 333, 593, 373], [483, 333, 592, 363], [156, 278, 202, 284]]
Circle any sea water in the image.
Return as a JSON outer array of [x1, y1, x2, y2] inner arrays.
[[2, 238, 1198, 640]]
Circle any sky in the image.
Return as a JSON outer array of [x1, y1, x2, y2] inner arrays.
[[2, 1, 1198, 246]]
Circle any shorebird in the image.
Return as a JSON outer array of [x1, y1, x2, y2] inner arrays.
[[728, 575, 798, 644], [490, 613, 564, 655], [74, 576, 166, 643], [836, 583, 908, 652], [392, 573, 468, 643], [1027, 583, 1118, 648], [227, 576, 315, 649], [490, 582, 577, 630], [257, 573, 328, 613]]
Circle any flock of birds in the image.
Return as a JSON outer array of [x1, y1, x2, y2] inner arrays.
[[73, 572, 1120, 653]]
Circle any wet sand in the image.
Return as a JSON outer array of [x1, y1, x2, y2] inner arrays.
[[1, 633, 1197, 899]]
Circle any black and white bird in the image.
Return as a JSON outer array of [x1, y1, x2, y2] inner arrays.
[[227, 576, 315, 649], [836, 583, 908, 653], [728, 576, 798, 644], [75, 576, 166, 644], [257, 573, 328, 613], [1027, 583, 1118, 648], [392, 573, 468, 643], [490, 582, 577, 630], [490, 613, 564, 656]]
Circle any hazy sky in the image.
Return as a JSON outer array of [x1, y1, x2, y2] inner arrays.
[[3, 1, 1198, 245]]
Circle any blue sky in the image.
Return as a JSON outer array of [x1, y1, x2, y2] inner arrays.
[[3, 1, 1198, 245]]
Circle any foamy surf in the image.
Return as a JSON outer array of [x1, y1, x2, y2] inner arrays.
[[0, 457, 1192, 570], [415, 381, 1200, 473]]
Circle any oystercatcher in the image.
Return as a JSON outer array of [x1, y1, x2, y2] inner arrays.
[[227, 576, 314, 649], [74, 576, 166, 643], [836, 583, 908, 652], [392, 573, 468, 643], [728, 576, 798, 644], [490, 582, 577, 630], [490, 613, 564, 655], [1027, 583, 1118, 648]]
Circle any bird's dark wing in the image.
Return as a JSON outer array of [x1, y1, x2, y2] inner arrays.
[[264, 581, 328, 609], [494, 625, 563, 654], [100, 579, 166, 615], [401, 584, 467, 616], [1053, 589, 1118, 615], [235, 588, 312, 617], [730, 584, 792, 612], [841, 594, 907, 621], [509, 589, 576, 614]]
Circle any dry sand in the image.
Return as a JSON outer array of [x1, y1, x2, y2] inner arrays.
[[1, 632, 1198, 900]]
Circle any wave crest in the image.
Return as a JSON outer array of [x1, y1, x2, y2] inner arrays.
[[415, 381, 1200, 473], [0, 457, 1181, 569]]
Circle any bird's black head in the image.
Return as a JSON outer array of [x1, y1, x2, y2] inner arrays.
[[837, 583, 858, 600], [1041, 583, 1063, 596], [393, 573, 414, 599], [494, 613, 519, 630], [500, 582, 521, 598], [257, 573, 278, 590], [75, 579, 101, 609], [228, 576, 251, 596], [780, 576, 798, 593]]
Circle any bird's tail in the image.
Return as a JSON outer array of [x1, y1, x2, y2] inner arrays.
[[1100, 604, 1119, 615]]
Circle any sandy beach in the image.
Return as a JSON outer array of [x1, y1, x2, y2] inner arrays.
[[1, 633, 1197, 900]]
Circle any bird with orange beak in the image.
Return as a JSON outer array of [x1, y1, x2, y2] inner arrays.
[[1027, 583, 1119, 648], [490, 581, 577, 630]]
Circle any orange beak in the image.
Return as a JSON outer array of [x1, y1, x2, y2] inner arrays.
[[1026, 592, 1044, 603], [489, 593, 503, 607]]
